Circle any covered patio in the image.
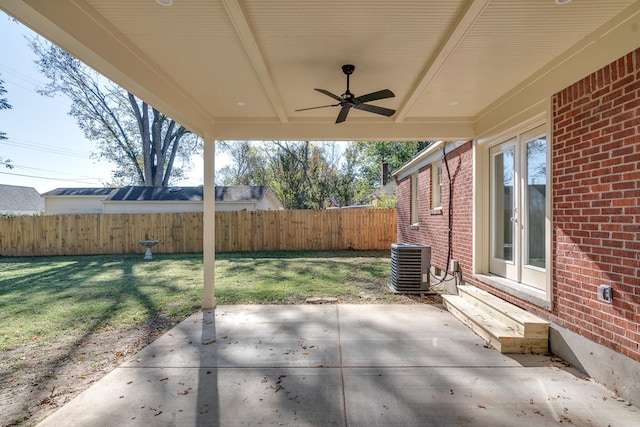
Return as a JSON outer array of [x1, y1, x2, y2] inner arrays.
[[36, 304, 639, 426], [1, 1, 639, 424], [1, 0, 638, 308]]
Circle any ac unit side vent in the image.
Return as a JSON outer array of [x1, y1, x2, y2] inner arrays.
[[389, 243, 431, 294]]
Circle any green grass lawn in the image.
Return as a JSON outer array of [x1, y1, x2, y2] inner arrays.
[[0, 251, 391, 351]]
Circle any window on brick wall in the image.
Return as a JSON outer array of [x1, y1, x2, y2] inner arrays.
[[432, 161, 442, 209], [411, 172, 419, 225]]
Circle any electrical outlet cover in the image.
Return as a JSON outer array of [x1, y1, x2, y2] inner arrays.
[[597, 285, 613, 303]]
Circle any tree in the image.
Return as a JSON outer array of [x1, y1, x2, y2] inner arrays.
[[217, 140, 432, 209], [217, 141, 354, 209], [0, 75, 14, 169], [354, 140, 432, 189], [333, 145, 362, 206], [30, 39, 201, 186], [267, 141, 324, 209], [216, 140, 268, 186]]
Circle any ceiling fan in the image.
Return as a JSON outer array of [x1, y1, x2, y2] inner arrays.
[[295, 64, 396, 123]]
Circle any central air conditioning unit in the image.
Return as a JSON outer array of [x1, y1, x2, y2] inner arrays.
[[389, 243, 431, 294]]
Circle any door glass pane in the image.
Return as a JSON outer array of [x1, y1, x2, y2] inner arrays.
[[526, 137, 546, 268], [493, 149, 514, 261]]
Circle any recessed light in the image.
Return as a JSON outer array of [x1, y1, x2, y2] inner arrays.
[[449, 100, 459, 106], [156, 0, 173, 6], [237, 101, 247, 107], [555, 0, 572, 5]]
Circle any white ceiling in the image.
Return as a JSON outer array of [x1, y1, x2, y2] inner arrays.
[[1, 0, 639, 140]]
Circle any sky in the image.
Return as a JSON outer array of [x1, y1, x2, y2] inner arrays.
[[0, 12, 223, 194]]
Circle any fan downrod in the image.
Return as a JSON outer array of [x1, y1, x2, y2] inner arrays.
[[341, 64, 355, 99]]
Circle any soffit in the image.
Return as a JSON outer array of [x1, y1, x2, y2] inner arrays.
[[0, 0, 638, 140]]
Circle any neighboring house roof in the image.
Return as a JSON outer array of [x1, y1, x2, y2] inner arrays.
[[215, 186, 276, 203], [107, 186, 204, 202], [107, 185, 280, 204], [42, 188, 118, 197], [0, 184, 44, 214], [43, 185, 284, 207]]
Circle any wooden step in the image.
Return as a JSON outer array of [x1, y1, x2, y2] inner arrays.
[[442, 290, 549, 354], [456, 285, 549, 339]]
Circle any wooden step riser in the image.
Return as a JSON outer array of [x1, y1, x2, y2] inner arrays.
[[458, 292, 547, 339], [444, 298, 506, 352], [444, 297, 548, 354], [457, 286, 548, 339]]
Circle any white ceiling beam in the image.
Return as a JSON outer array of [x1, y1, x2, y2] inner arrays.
[[221, 0, 288, 123], [395, 0, 491, 122], [212, 118, 475, 141]]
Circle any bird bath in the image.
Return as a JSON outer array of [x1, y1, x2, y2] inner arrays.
[[139, 240, 159, 260]]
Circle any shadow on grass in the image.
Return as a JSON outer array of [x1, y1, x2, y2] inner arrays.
[[214, 251, 391, 304], [215, 250, 389, 260], [0, 254, 204, 423], [0, 250, 392, 424]]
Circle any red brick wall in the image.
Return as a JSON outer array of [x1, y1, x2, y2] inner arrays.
[[396, 166, 427, 245], [551, 48, 640, 361], [396, 48, 640, 362], [396, 174, 413, 241], [396, 142, 474, 276]]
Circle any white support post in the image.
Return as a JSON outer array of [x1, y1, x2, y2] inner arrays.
[[201, 135, 217, 309]]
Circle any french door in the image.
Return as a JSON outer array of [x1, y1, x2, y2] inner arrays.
[[489, 125, 547, 290]]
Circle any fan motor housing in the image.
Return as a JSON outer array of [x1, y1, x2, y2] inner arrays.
[[342, 64, 355, 75]]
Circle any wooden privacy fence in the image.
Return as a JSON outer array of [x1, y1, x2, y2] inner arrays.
[[0, 209, 397, 256]]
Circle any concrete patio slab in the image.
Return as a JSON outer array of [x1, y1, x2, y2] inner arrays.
[[123, 305, 341, 369], [37, 304, 639, 426], [37, 367, 345, 426], [338, 305, 520, 367], [342, 366, 636, 427]]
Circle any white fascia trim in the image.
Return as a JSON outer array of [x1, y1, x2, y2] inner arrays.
[[394, 140, 467, 182]]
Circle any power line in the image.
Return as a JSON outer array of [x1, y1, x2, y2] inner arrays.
[[2, 138, 92, 159], [0, 63, 75, 109], [0, 63, 47, 88], [0, 76, 72, 109], [8, 162, 105, 180], [0, 170, 103, 185], [1, 158, 109, 185]]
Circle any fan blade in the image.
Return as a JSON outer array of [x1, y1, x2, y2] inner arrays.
[[295, 103, 340, 112], [354, 89, 395, 104], [315, 88, 342, 101], [336, 105, 351, 123], [354, 103, 396, 117]]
